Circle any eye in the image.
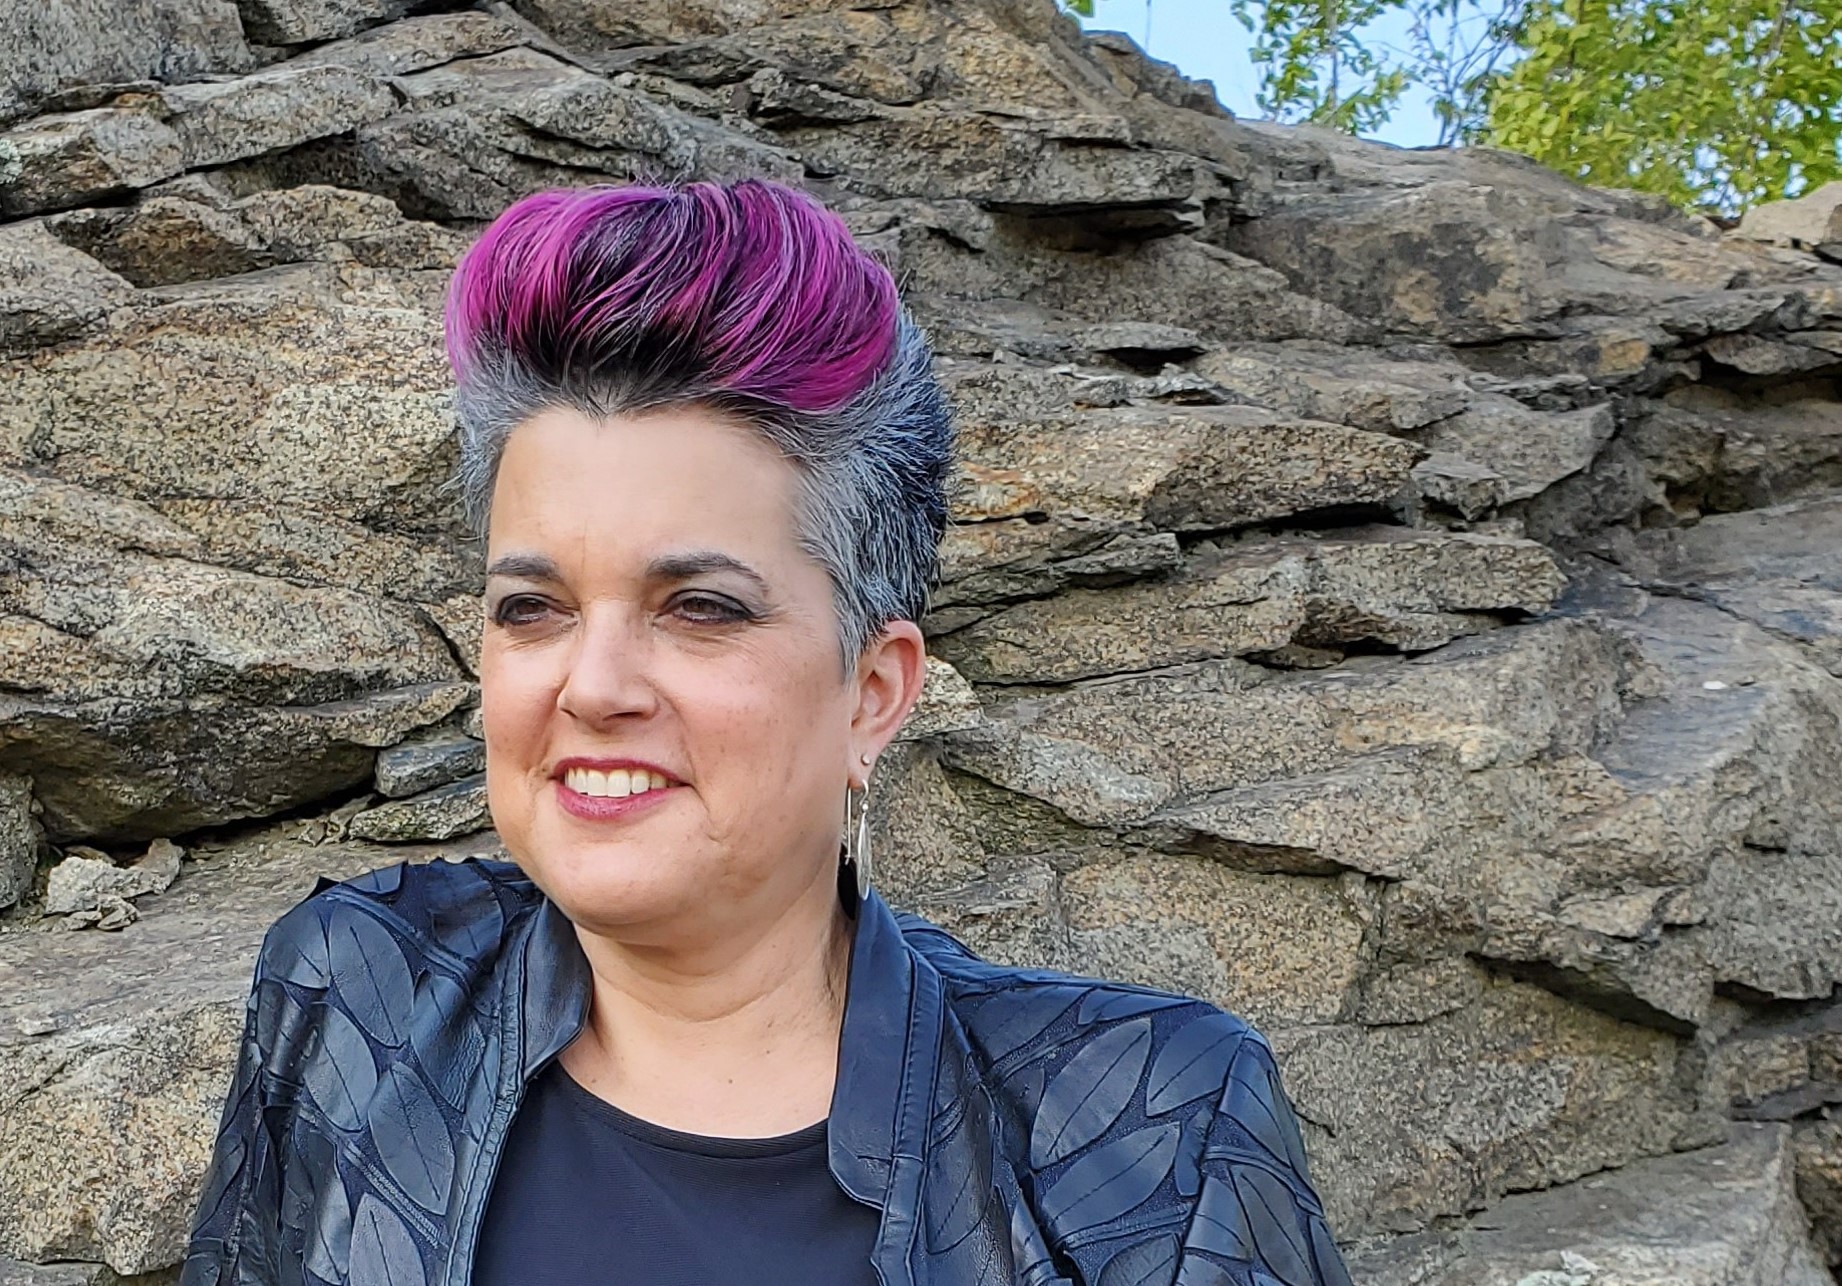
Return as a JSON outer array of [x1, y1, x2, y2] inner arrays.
[[672, 592, 752, 624], [491, 594, 551, 627]]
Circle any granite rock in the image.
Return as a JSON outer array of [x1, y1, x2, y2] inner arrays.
[[372, 726, 486, 799], [232, 0, 414, 45], [347, 773, 489, 842], [0, 0, 250, 125], [0, 821, 452, 1273], [1193, 341, 1471, 434], [0, 223, 134, 350], [1412, 397, 1617, 504], [1351, 1123, 1829, 1284], [1795, 1115, 1842, 1265], [934, 529, 1563, 682], [5, 0, 1842, 1276], [159, 64, 396, 169], [1628, 491, 1842, 677], [952, 403, 1424, 529], [1737, 181, 1842, 260], [0, 109, 185, 217], [0, 777, 42, 911], [43, 842, 181, 916]]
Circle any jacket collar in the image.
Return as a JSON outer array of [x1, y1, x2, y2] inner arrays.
[[518, 891, 592, 1079], [827, 888, 923, 1207], [512, 885, 933, 1214]]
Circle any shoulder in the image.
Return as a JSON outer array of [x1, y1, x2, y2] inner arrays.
[[900, 914, 1339, 1278], [901, 910, 1272, 1122], [257, 856, 539, 993], [226, 861, 524, 1214], [241, 858, 534, 1112]]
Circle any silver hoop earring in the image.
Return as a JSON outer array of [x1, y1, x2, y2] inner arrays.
[[843, 782, 873, 901]]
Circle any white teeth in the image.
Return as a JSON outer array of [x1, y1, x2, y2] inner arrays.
[[565, 767, 672, 798]]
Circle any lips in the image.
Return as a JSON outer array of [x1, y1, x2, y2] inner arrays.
[[550, 757, 682, 823]]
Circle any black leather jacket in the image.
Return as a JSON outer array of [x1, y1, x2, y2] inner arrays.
[[180, 857, 1351, 1286]]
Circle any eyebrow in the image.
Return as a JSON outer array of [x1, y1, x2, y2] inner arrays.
[[485, 549, 771, 596], [484, 552, 562, 581], [647, 551, 772, 595]]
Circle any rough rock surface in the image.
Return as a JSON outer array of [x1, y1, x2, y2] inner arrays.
[[1799, 1116, 1842, 1265], [0, 821, 501, 1274], [0, 1, 251, 128], [1350, 1123, 1831, 1285], [0, 776, 42, 911], [43, 840, 181, 916], [372, 724, 485, 798], [3, 0, 1842, 1278], [1739, 181, 1842, 262], [347, 773, 488, 842]]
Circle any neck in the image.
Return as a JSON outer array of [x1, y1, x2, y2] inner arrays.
[[559, 874, 857, 1137]]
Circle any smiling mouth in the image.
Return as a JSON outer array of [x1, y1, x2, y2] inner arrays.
[[560, 766, 674, 798], [553, 772, 679, 823]]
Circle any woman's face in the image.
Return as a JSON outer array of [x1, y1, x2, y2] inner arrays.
[[479, 404, 917, 943]]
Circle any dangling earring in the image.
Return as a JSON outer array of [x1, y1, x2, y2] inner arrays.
[[843, 780, 873, 902]]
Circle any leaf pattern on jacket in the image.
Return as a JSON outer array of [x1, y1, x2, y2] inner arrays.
[[180, 861, 1352, 1286], [299, 1000, 378, 1133], [1146, 1015, 1248, 1117], [925, 942, 1352, 1286], [370, 1061, 456, 1214], [925, 1067, 997, 1253], [408, 970, 486, 1112], [280, 1127, 349, 1284], [350, 1195, 427, 1286], [328, 910, 416, 1048], [1098, 1232, 1180, 1286], [1030, 1017, 1153, 1168]]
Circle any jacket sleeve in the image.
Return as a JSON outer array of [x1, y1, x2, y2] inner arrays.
[[179, 943, 287, 1286], [1176, 1029, 1353, 1286]]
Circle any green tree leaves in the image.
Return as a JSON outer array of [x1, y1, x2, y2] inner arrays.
[[1230, 0, 1416, 131], [1080, 0, 1842, 213], [1484, 0, 1842, 211]]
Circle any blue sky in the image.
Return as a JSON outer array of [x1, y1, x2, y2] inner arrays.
[[1078, 0, 1445, 148]]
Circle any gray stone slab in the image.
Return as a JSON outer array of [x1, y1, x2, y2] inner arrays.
[[1349, 1124, 1829, 1285], [373, 726, 485, 799]]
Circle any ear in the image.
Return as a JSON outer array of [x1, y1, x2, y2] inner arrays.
[[848, 619, 929, 785]]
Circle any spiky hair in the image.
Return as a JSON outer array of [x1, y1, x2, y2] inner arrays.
[[443, 179, 954, 667]]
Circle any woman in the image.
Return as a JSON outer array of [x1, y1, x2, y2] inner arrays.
[[179, 178, 1350, 1286]]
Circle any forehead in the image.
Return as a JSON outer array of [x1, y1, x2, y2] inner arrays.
[[486, 404, 805, 567]]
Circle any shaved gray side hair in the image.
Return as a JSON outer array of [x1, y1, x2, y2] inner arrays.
[[447, 310, 955, 674]]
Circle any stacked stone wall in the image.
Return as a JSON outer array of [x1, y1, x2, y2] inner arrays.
[[3, 1, 1842, 1280]]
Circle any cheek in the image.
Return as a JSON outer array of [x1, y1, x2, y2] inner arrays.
[[480, 647, 570, 873], [685, 653, 850, 792], [478, 643, 555, 761]]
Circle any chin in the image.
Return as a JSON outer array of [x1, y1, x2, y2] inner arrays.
[[542, 861, 704, 933]]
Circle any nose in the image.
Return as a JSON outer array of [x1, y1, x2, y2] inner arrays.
[[554, 603, 660, 726]]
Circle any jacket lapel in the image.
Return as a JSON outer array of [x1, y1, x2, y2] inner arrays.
[[827, 889, 913, 1198], [830, 890, 945, 1284], [517, 892, 593, 1079]]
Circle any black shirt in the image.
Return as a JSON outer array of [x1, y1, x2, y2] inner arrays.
[[473, 1060, 880, 1285]]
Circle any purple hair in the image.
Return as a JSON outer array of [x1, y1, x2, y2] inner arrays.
[[442, 179, 953, 664], [445, 181, 898, 414]]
